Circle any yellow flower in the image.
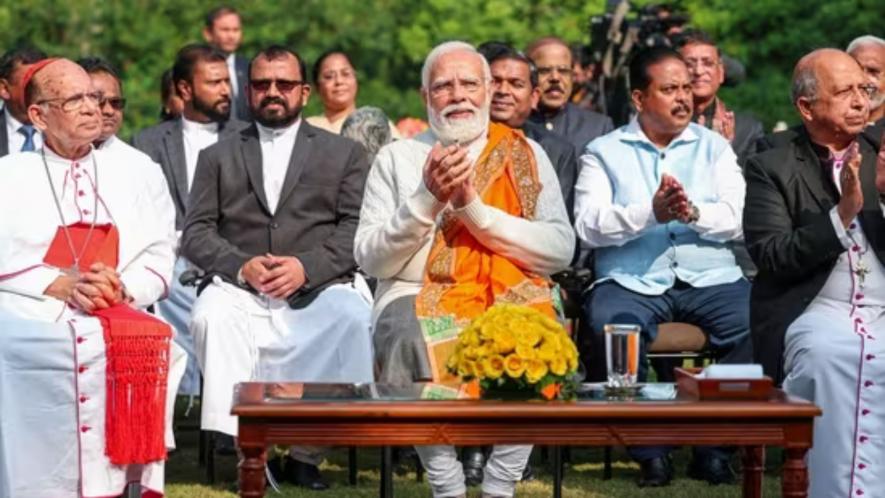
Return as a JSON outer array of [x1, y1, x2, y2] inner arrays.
[[493, 329, 517, 354], [542, 332, 561, 351], [525, 358, 549, 383], [517, 326, 542, 347], [566, 354, 578, 372], [504, 354, 526, 378], [549, 357, 568, 376], [482, 355, 505, 379], [474, 358, 487, 378], [537, 342, 557, 362], [458, 359, 477, 378], [462, 346, 478, 360], [515, 342, 536, 360]]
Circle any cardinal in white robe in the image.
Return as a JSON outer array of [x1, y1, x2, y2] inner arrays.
[[0, 58, 184, 498]]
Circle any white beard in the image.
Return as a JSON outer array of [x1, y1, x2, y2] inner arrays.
[[428, 101, 489, 145]]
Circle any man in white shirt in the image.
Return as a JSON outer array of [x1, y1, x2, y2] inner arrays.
[[355, 41, 574, 498], [0, 46, 47, 155], [133, 44, 247, 397], [182, 44, 374, 490], [0, 57, 183, 498], [203, 5, 250, 121]]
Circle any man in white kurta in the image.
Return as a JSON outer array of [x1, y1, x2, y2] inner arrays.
[[355, 41, 574, 498], [0, 59, 183, 498], [744, 49, 885, 497]]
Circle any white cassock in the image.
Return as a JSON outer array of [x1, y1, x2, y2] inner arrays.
[[0, 145, 185, 498], [191, 121, 375, 439], [783, 162, 885, 498]]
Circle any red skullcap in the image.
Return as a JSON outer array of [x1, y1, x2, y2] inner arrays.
[[18, 57, 61, 109]]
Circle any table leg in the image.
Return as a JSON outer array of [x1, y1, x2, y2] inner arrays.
[[552, 445, 563, 498], [782, 447, 809, 498], [238, 445, 267, 498], [741, 446, 764, 498], [380, 446, 393, 498]]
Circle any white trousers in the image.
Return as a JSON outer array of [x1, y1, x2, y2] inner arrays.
[[0, 313, 186, 498], [191, 279, 374, 436], [415, 445, 532, 497], [784, 297, 885, 498]]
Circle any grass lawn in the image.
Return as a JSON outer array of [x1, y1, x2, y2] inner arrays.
[[166, 398, 783, 498]]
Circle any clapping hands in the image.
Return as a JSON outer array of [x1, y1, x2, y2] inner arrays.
[[653, 174, 697, 224]]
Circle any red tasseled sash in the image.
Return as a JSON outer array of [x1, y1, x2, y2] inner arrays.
[[43, 223, 171, 465]]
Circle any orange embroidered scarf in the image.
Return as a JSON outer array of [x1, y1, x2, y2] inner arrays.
[[415, 123, 558, 382]]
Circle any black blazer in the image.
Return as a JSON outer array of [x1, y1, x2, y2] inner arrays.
[[743, 125, 885, 382], [180, 122, 369, 307], [132, 117, 248, 229], [522, 121, 579, 223], [528, 103, 614, 156]]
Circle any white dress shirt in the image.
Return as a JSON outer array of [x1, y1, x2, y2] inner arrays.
[[181, 118, 219, 192], [226, 53, 239, 100], [4, 107, 42, 153], [257, 120, 301, 213]]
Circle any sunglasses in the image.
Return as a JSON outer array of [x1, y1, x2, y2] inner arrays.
[[250, 79, 304, 93]]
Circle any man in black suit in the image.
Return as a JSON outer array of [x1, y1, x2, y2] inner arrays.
[[744, 49, 885, 497], [675, 30, 764, 165], [133, 44, 247, 397], [526, 37, 614, 156], [182, 45, 373, 491], [0, 46, 47, 156], [203, 5, 250, 121]]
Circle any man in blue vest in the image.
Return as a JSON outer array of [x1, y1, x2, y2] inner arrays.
[[574, 46, 752, 487]]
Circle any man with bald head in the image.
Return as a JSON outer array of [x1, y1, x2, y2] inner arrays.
[[525, 36, 613, 156], [0, 58, 183, 497], [356, 41, 574, 498], [744, 48, 885, 497], [848, 35, 885, 124]]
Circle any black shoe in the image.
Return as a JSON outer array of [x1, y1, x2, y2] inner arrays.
[[637, 456, 673, 487], [687, 455, 735, 485], [463, 447, 485, 487], [270, 456, 329, 491], [213, 432, 236, 456]]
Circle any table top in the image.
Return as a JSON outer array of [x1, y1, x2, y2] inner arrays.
[[232, 382, 820, 420]]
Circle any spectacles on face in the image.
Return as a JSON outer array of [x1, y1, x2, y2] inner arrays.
[[250, 79, 304, 93], [684, 57, 720, 71], [536, 65, 573, 78], [37, 91, 102, 113], [99, 96, 126, 111]]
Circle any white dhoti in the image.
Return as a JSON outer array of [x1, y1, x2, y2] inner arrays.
[[0, 314, 186, 498], [155, 257, 200, 395], [415, 445, 533, 498], [784, 231, 885, 498], [191, 277, 374, 437]]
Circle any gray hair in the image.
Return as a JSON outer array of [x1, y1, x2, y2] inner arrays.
[[847, 35, 885, 54], [340, 106, 393, 163], [420, 40, 491, 90], [791, 65, 818, 104]]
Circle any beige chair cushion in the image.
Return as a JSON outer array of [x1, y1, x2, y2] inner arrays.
[[649, 322, 708, 353]]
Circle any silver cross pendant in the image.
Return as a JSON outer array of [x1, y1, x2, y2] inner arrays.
[[854, 260, 870, 288]]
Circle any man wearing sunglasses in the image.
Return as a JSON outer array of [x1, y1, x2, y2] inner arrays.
[[182, 44, 374, 491]]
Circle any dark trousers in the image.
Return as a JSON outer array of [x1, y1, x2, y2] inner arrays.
[[581, 278, 752, 461]]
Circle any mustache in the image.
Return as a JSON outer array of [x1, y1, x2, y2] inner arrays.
[[260, 96, 288, 109], [545, 83, 565, 93], [441, 103, 479, 118]]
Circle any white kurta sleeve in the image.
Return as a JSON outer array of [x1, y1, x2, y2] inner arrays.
[[118, 161, 176, 308], [454, 141, 574, 276], [574, 152, 657, 248], [688, 145, 745, 242], [354, 147, 445, 279]]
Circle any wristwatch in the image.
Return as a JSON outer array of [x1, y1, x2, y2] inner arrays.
[[687, 204, 700, 224]]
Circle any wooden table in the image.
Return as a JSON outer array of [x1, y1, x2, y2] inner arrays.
[[232, 382, 820, 498]]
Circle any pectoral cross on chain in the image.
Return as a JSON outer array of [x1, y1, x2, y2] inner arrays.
[[854, 260, 871, 288]]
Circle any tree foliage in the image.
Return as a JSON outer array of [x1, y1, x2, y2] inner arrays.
[[0, 0, 877, 137]]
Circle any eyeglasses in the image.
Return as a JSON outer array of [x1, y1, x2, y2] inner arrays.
[[684, 57, 721, 70], [99, 96, 126, 111], [36, 91, 103, 113], [250, 79, 304, 93]]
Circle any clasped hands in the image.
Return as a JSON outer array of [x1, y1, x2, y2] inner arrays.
[[653, 173, 698, 224], [45, 262, 126, 313], [423, 142, 477, 208], [838, 133, 885, 228], [240, 254, 306, 299]]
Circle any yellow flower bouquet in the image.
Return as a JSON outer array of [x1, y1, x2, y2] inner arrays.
[[446, 304, 580, 400]]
